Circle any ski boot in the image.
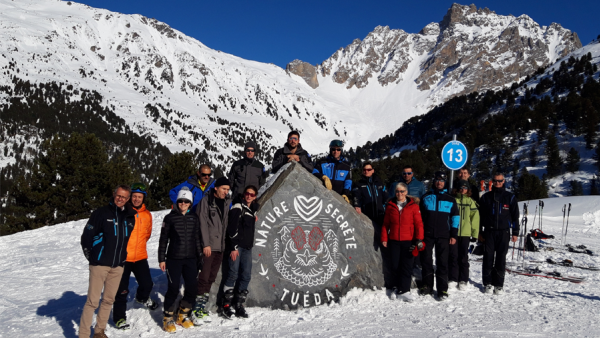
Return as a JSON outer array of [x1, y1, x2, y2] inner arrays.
[[221, 289, 235, 319], [437, 291, 449, 301], [192, 293, 211, 325], [176, 307, 194, 329], [234, 290, 249, 318], [115, 318, 130, 330], [163, 311, 176, 333], [493, 286, 504, 295], [136, 297, 159, 311], [484, 285, 493, 294], [418, 285, 433, 296]]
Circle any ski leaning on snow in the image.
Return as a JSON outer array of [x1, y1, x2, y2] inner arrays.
[[505, 267, 587, 283], [542, 244, 594, 256], [528, 258, 600, 271]]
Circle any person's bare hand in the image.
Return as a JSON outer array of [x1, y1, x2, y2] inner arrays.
[[355, 207, 361, 214], [511, 235, 518, 242], [159, 262, 166, 271], [382, 242, 387, 248], [203, 246, 212, 257], [230, 250, 239, 261], [449, 238, 457, 245]]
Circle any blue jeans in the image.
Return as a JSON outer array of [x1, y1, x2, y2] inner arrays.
[[225, 247, 252, 291]]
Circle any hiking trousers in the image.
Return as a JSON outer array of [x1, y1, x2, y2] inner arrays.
[[482, 229, 511, 287]]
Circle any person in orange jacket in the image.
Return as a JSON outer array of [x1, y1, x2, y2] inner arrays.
[[112, 183, 158, 330]]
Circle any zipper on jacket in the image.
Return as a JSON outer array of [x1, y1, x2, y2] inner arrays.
[[112, 207, 119, 268]]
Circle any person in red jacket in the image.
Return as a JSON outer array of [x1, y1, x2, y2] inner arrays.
[[112, 183, 158, 330], [381, 182, 424, 302]]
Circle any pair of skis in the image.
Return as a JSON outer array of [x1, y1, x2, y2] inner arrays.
[[560, 203, 572, 245], [505, 266, 586, 283], [529, 258, 599, 271]]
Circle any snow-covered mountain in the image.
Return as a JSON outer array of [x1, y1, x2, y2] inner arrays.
[[0, 0, 581, 173]]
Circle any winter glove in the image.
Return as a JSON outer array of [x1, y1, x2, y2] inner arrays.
[[322, 176, 333, 190], [342, 195, 350, 204], [82, 248, 91, 262], [409, 239, 424, 252]]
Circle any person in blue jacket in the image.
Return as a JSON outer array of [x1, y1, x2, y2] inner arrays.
[[388, 165, 427, 202], [418, 171, 460, 301], [312, 140, 352, 203], [169, 164, 215, 209]]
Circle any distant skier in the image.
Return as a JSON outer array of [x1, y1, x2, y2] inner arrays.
[[312, 139, 352, 203], [79, 185, 136, 338], [478, 172, 519, 295], [221, 185, 260, 318], [228, 141, 266, 200], [192, 177, 233, 324], [418, 171, 460, 301], [169, 164, 216, 209], [448, 180, 480, 290], [271, 130, 314, 173], [112, 183, 159, 330], [158, 187, 203, 333]]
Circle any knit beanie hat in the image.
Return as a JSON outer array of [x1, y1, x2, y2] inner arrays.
[[244, 141, 257, 151], [215, 177, 231, 188], [177, 186, 193, 202], [458, 180, 470, 190]]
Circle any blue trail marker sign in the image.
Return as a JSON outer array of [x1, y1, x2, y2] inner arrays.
[[441, 140, 468, 171]]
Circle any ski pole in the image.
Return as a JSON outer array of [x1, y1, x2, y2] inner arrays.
[[564, 203, 572, 244], [540, 200, 544, 232], [561, 204, 566, 246], [531, 205, 538, 234]]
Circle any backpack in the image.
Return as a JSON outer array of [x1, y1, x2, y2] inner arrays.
[[524, 234, 539, 252], [530, 228, 554, 240]]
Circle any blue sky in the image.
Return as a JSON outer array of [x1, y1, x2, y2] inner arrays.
[[73, 0, 599, 69]]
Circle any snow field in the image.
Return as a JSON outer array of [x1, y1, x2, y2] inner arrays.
[[2, 196, 600, 337]]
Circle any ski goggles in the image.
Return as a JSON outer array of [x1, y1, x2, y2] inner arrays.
[[131, 182, 147, 195]]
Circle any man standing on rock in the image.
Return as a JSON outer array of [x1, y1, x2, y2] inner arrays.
[[192, 177, 233, 324], [272, 130, 313, 173], [169, 164, 216, 209], [313, 140, 352, 203], [419, 171, 460, 301], [228, 141, 266, 199], [79, 185, 137, 338], [478, 172, 519, 295]]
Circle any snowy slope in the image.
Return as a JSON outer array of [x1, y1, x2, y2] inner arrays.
[[0, 0, 581, 171], [2, 196, 600, 337]]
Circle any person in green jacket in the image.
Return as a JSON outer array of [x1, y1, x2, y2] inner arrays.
[[449, 180, 480, 291]]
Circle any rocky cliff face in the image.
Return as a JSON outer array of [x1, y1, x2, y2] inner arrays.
[[291, 3, 581, 99]]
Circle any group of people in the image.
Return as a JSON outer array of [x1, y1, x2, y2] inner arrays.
[[77, 130, 519, 337]]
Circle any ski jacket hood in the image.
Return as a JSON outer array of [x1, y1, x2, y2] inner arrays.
[[126, 203, 152, 262], [381, 197, 424, 243]]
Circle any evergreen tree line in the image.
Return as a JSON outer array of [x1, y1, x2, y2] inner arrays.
[[348, 53, 600, 200]]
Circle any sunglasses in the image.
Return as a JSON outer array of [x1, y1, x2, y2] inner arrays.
[[177, 200, 191, 204], [244, 192, 256, 197], [363, 168, 374, 172], [435, 179, 446, 183], [245, 149, 255, 153], [131, 182, 147, 192], [200, 173, 212, 177], [288, 137, 299, 141], [459, 186, 469, 190], [395, 190, 407, 194], [402, 172, 413, 176], [493, 179, 505, 183], [330, 148, 342, 152]]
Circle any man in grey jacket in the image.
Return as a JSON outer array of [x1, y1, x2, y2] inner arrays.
[[228, 141, 266, 199], [192, 177, 232, 324]]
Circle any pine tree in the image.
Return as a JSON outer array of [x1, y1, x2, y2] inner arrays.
[[514, 168, 548, 201], [148, 151, 199, 210], [569, 180, 584, 196], [529, 146, 537, 166], [591, 178, 599, 195], [545, 133, 562, 177], [565, 147, 581, 173]]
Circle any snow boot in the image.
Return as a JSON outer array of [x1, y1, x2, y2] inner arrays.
[[437, 291, 449, 301], [176, 307, 194, 329], [484, 285, 493, 294], [163, 311, 176, 333], [448, 281, 458, 290], [234, 290, 249, 318], [221, 289, 235, 319], [494, 286, 504, 295], [396, 292, 416, 302], [458, 281, 468, 291], [389, 287, 398, 300], [115, 318, 130, 330], [92, 330, 109, 338], [136, 297, 158, 311], [418, 285, 433, 296], [192, 293, 211, 325]]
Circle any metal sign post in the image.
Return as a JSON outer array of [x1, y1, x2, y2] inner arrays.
[[441, 134, 468, 191]]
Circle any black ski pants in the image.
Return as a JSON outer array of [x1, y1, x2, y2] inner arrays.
[[421, 237, 449, 293], [449, 237, 471, 283], [164, 258, 198, 313], [113, 259, 154, 322], [389, 240, 414, 293], [482, 230, 511, 287]]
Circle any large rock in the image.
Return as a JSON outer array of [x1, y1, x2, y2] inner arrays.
[[207, 161, 384, 310], [286, 60, 319, 89]]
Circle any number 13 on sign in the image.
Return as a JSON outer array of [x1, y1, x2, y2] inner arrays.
[[446, 148, 463, 162]]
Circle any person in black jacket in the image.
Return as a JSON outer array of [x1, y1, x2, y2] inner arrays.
[[313, 140, 352, 203], [228, 141, 267, 199], [79, 185, 136, 338], [478, 172, 519, 295], [272, 130, 314, 173], [221, 185, 259, 319], [419, 171, 460, 300], [158, 187, 203, 333]]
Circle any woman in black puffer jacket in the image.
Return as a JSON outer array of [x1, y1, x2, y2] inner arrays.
[[158, 187, 202, 332]]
